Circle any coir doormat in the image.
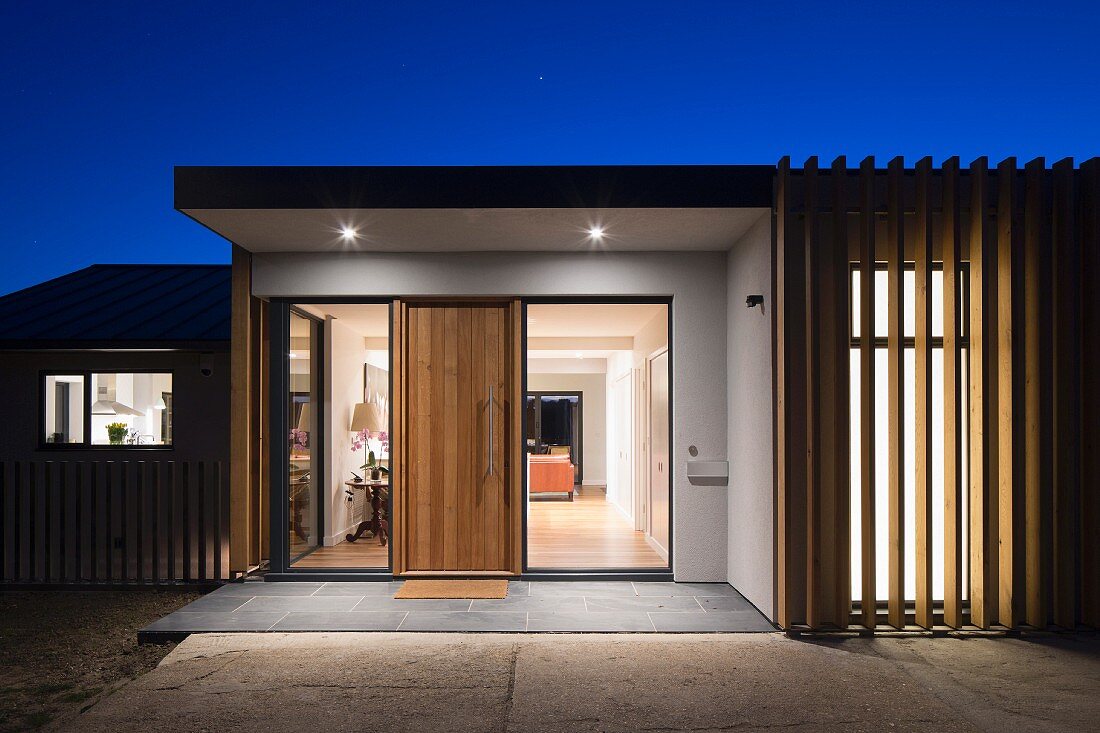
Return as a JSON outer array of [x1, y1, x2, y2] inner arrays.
[[394, 579, 509, 599]]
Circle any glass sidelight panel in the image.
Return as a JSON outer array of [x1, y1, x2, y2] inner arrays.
[[289, 310, 320, 563]]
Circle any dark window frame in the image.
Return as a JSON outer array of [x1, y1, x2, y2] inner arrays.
[[848, 262, 971, 350], [38, 369, 176, 451]]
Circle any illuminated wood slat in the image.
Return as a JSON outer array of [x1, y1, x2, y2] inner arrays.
[[997, 157, 1026, 628], [858, 156, 877, 629], [1022, 159, 1052, 628], [941, 157, 964, 629], [774, 157, 808, 628], [1081, 158, 1100, 629], [886, 156, 905, 629], [968, 157, 994, 629], [804, 156, 821, 628], [1051, 157, 1080, 630], [914, 157, 934, 629], [831, 156, 852, 627]]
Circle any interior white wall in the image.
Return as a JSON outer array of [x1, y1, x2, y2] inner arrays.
[[526, 371, 606, 485], [253, 250, 729, 581], [324, 317, 369, 544], [725, 212, 775, 620]]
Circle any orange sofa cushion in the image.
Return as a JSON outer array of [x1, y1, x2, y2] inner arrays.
[[528, 453, 574, 493]]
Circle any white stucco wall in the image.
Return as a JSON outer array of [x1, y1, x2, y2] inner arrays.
[[254, 250, 729, 581], [725, 212, 775, 619]]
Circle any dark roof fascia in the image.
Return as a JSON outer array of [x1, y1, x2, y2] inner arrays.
[[174, 165, 776, 210], [0, 339, 230, 352]]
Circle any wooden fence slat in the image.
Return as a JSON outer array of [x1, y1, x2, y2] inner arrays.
[[914, 157, 934, 629], [32, 462, 47, 581], [2, 462, 15, 581], [1051, 157, 1080, 629], [62, 463, 78, 581], [174, 461, 186, 580], [189, 462, 201, 580], [18, 463, 31, 580], [109, 462, 124, 581], [831, 155, 851, 627], [78, 462, 93, 581], [125, 461, 140, 581], [858, 156, 877, 629], [48, 462, 63, 582], [141, 462, 155, 581], [886, 156, 905, 629], [205, 461, 218, 580], [804, 156, 821, 628]]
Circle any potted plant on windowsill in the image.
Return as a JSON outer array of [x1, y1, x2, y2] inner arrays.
[[106, 422, 128, 445]]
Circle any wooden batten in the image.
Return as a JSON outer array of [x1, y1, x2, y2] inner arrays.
[[885, 156, 905, 630], [914, 157, 934, 629], [941, 157, 965, 629], [1051, 158, 1080, 629], [775, 157, 809, 628], [804, 156, 821, 628], [996, 157, 1026, 628], [858, 156, 877, 629], [1080, 157, 1100, 629], [831, 156, 852, 627], [1023, 158, 1053, 628]]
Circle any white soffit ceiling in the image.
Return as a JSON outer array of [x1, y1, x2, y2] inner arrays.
[[527, 303, 664, 338], [185, 207, 768, 252]]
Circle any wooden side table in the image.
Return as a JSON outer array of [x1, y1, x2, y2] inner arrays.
[[344, 480, 389, 546]]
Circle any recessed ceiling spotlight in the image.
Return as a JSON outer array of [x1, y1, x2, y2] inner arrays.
[[575, 352, 583, 359], [340, 226, 359, 240], [587, 225, 604, 239]]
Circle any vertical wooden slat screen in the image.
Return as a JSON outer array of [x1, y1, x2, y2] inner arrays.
[[941, 157, 965, 629], [914, 157, 934, 629], [774, 156, 1096, 631], [886, 156, 906, 629], [0, 461, 228, 585], [858, 156, 877, 629]]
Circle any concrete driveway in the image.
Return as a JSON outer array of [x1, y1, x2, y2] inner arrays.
[[61, 632, 1100, 733]]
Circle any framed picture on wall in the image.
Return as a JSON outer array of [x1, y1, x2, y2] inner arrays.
[[364, 363, 389, 422]]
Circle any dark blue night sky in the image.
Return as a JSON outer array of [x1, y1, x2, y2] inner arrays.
[[2, 1, 1097, 294]]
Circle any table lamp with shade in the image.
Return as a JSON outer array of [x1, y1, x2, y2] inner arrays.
[[350, 402, 385, 480]]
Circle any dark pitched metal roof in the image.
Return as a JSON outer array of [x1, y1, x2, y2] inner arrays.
[[0, 264, 230, 349]]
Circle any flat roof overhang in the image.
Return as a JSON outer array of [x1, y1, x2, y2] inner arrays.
[[176, 165, 774, 253]]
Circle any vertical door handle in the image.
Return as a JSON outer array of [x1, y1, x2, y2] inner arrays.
[[488, 384, 494, 476]]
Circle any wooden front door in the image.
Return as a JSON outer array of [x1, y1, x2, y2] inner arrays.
[[391, 300, 522, 575]]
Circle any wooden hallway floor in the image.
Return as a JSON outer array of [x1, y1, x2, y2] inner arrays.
[[527, 486, 667, 569], [290, 486, 667, 570]]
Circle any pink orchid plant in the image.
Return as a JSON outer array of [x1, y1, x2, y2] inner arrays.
[[289, 428, 309, 450]]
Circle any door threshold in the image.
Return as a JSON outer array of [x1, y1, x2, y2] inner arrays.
[[522, 571, 674, 582]]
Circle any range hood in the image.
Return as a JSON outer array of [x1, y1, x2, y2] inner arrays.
[[91, 383, 143, 416]]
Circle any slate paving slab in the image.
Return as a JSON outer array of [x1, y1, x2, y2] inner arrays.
[[138, 580, 774, 641]]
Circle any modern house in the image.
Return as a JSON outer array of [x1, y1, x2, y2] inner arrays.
[[3, 159, 1098, 633]]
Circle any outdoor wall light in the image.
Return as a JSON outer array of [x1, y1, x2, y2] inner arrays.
[[746, 295, 764, 308]]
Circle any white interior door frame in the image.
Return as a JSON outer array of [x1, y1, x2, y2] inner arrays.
[[646, 346, 670, 560]]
